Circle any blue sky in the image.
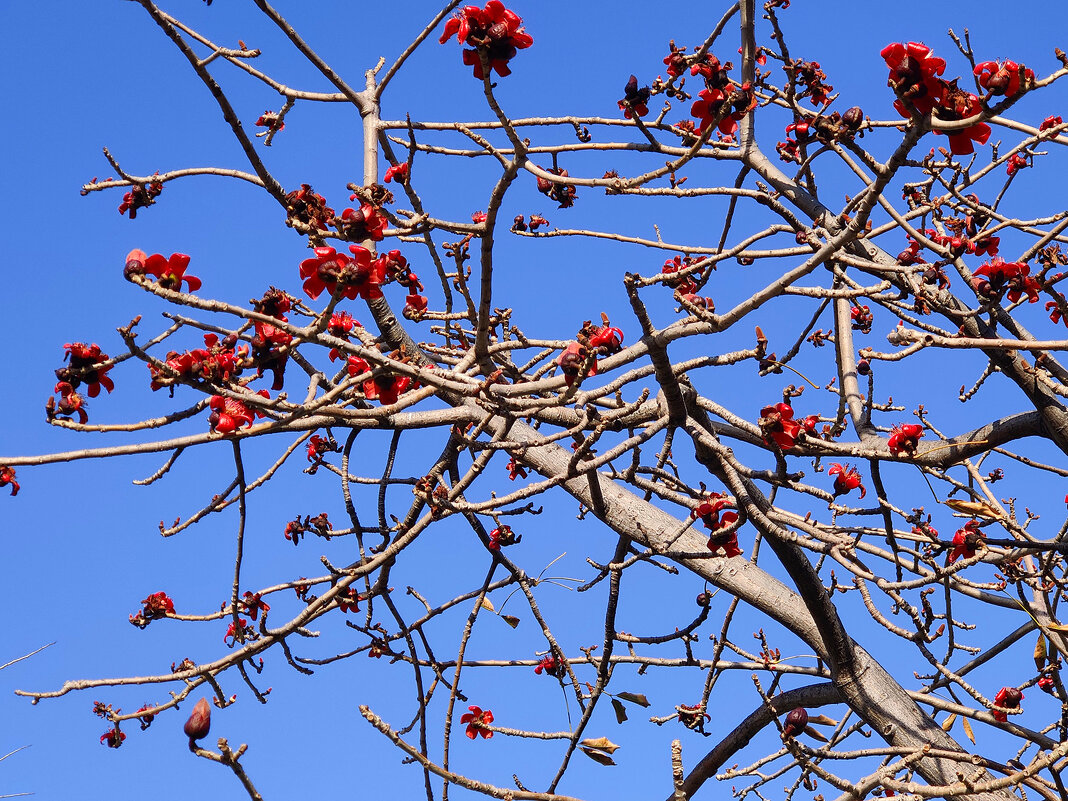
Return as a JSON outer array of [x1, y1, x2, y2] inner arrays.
[[3, 1, 1068, 799]]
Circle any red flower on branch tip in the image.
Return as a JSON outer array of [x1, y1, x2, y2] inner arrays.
[[338, 587, 361, 613], [404, 293, 429, 320], [208, 391, 269, 434], [691, 494, 741, 557], [829, 463, 866, 499], [1006, 153, 1029, 176], [556, 341, 595, 386], [254, 110, 285, 133], [334, 203, 388, 243], [471, 210, 487, 223], [346, 357, 416, 406], [992, 686, 1022, 722], [759, 403, 803, 450], [974, 60, 1033, 98], [52, 382, 88, 424], [224, 617, 255, 647], [948, 520, 985, 563], [881, 42, 946, 116], [662, 255, 698, 294], [887, 423, 924, 457], [124, 249, 202, 292], [535, 655, 563, 677], [58, 342, 115, 397], [0, 466, 19, 496], [285, 184, 334, 231], [100, 728, 126, 748], [460, 705, 494, 739], [619, 74, 651, 119], [850, 305, 873, 334], [129, 591, 175, 629], [136, 704, 155, 730], [933, 84, 990, 156], [383, 162, 408, 183], [439, 1, 532, 79], [691, 83, 755, 139]]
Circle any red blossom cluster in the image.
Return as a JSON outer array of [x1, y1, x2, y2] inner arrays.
[[239, 591, 270, 621], [129, 591, 175, 629], [882, 43, 1032, 156], [488, 524, 520, 550], [785, 58, 834, 106], [758, 403, 818, 450], [661, 255, 699, 294], [536, 167, 577, 208], [223, 617, 257, 647], [618, 74, 651, 119], [971, 259, 1040, 303], [254, 110, 284, 135], [534, 655, 564, 677], [556, 319, 624, 386], [439, 1, 533, 79], [334, 202, 388, 242], [691, 81, 755, 140], [383, 162, 408, 184], [149, 333, 246, 391], [299, 245, 384, 301], [285, 184, 334, 231]]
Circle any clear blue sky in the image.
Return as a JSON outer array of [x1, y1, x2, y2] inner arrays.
[[3, 1, 1068, 799]]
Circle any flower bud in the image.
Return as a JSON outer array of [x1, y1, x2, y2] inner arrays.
[[184, 697, 211, 747], [842, 106, 864, 130], [783, 707, 808, 738]]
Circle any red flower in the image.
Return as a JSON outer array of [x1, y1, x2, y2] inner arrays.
[[488, 525, 520, 550], [556, 341, 596, 386], [129, 591, 175, 629], [58, 342, 115, 398], [440, 1, 533, 79], [52, 382, 88, 424], [974, 60, 1033, 98], [887, 423, 923, 456], [536, 167, 577, 208], [334, 203, 388, 242], [692, 494, 741, 556], [948, 520, 985, 563], [299, 245, 385, 301], [1040, 115, 1063, 132], [208, 391, 268, 434], [992, 686, 1022, 722], [224, 617, 255, 647], [828, 464, 866, 498], [934, 85, 991, 156], [307, 434, 340, 466], [460, 705, 494, 739], [285, 184, 334, 231], [254, 110, 285, 133], [149, 334, 246, 391], [881, 42, 946, 116], [534, 656, 563, 677], [691, 85, 754, 138], [240, 591, 270, 621], [338, 587, 361, 613], [0, 466, 19, 497], [1006, 153, 1029, 176], [850, 305, 873, 334], [662, 255, 698, 294], [587, 324, 624, 355], [506, 455, 527, 481], [1038, 676, 1056, 694], [100, 728, 126, 748], [383, 162, 408, 183], [404, 294, 429, 319], [619, 74, 651, 119], [471, 210, 487, 223], [346, 357, 413, 405], [136, 704, 156, 730], [759, 403, 803, 450], [118, 176, 162, 218]]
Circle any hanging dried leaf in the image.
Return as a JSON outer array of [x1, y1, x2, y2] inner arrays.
[[808, 714, 838, 727], [962, 716, 975, 744], [580, 737, 621, 754], [1035, 633, 1048, 671], [941, 713, 957, 732], [803, 725, 829, 742], [580, 747, 617, 766], [500, 615, 520, 629], [480, 597, 495, 613], [611, 698, 628, 724], [942, 499, 1004, 520], [616, 692, 651, 707]]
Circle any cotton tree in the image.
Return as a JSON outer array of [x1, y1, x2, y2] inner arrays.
[[5, 1, 1068, 799]]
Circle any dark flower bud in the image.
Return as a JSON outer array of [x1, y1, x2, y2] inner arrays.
[[856, 358, 870, 376], [696, 591, 711, 607], [184, 697, 211, 750], [783, 707, 808, 738], [842, 106, 864, 129]]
